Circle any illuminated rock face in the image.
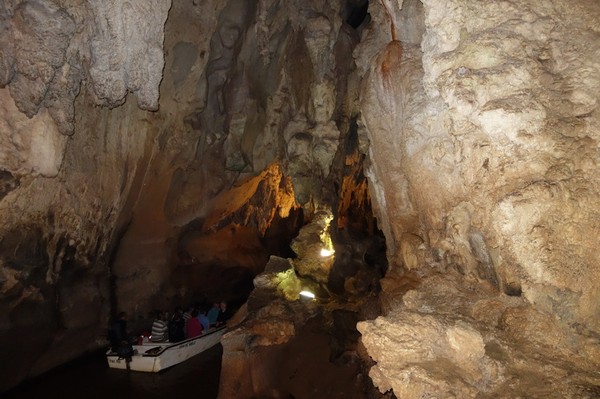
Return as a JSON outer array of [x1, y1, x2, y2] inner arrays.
[[0, 0, 361, 391], [362, 0, 600, 327], [0, 0, 172, 391], [358, 0, 600, 396]]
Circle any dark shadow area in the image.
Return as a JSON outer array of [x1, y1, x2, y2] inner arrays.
[[343, 0, 370, 29], [328, 117, 388, 297], [171, 262, 256, 312]]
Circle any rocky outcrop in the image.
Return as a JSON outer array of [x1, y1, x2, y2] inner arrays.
[[219, 255, 384, 399], [0, 88, 66, 177], [0, 88, 158, 391], [2, 0, 78, 134], [169, 163, 303, 303], [358, 271, 600, 398], [358, 0, 600, 396], [107, 0, 367, 322], [0, 0, 172, 391], [87, 0, 170, 110], [362, 0, 600, 331], [290, 209, 335, 284]]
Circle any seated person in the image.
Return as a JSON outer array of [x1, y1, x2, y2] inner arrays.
[[108, 311, 135, 358], [168, 312, 185, 343], [151, 311, 168, 342], [186, 309, 203, 338], [207, 302, 220, 326], [109, 312, 136, 347], [197, 309, 210, 331], [216, 301, 230, 326], [182, 305, 193, 327]]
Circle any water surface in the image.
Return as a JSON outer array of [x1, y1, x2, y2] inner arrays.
[[5, 344, 222, 399]]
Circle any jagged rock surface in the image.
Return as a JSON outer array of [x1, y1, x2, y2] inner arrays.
[[362, 0, 600, 331], [358, 271, 600, 398], [0, 0, 172, 391], [0, 88, 66, 177], [358, 0, 600, 396], [0, 0, 171, 135]]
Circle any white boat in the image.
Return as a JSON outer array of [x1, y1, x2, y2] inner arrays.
[[106, 326, 226, 372]]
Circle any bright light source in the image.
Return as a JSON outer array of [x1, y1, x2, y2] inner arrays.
[[299, 290, 316, 299], [320, 248, 333, 257]]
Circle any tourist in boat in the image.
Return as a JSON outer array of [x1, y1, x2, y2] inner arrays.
[[186, 309, 203, 338], [111, 312, 132, 344], [207, 302, 220, 326], [168, 311, 185, 342], [197, 307, 210, 331], [108, 315, 120, 351], [172, 306, 184, 322], [151, 311, 169, 342], [182, 305, 193, 327], [216, 301, 230, 326]]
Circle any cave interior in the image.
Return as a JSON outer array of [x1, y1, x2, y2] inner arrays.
[[1, 0, 600, 397]]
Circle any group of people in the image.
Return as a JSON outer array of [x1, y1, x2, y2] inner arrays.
[[108, 301, 230, 353], [149, 301, 229, 343]]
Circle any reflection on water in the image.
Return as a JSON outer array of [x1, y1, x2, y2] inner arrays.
[[5, 344, 222, 399]]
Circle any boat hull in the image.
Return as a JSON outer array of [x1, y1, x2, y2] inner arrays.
[[106, 326, 226, 372]]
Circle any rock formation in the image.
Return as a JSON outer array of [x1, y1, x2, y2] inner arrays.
[[357, 0, 600, 396], [1, 0, 599, 397], [0, 0, 171, 390]]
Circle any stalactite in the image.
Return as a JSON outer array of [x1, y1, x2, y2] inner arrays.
[[377, 0, 403, 92]]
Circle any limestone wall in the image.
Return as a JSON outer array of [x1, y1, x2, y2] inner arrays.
[[361, 0, 600, 332], [0, 0, 360, 390], [358, 0, 600, 396], [0, 0, 171, 391]]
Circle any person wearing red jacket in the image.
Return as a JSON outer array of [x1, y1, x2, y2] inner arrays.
[[186, 309, 203, 338]]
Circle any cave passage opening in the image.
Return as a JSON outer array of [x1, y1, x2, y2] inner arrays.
[[343, 0, 370, 29]]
